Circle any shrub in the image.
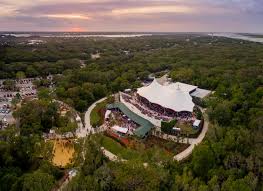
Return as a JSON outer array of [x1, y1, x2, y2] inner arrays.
[[161, 119, 177, 134]]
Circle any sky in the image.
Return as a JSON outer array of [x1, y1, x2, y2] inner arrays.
[[0, 0, 262, 33]]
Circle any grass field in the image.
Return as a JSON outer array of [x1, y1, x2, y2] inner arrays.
[[90, 98, 113, 127], [92, 134, 189, 161], [93, 134, 141, 160], [178, 122, 200, 138]]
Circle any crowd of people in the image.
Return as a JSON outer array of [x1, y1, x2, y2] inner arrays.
[[121, 92, 195, 123], [105, 108, 139, 136]]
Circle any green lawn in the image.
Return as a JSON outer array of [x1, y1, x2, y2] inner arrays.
[[92, 134, 141, 160], [90, 96, 115, 127], [90, 99, 109, 127], [91, 134, 186, 162], [179, 122, 200, 137]]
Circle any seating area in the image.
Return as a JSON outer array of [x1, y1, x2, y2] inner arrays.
[[104, 109, 139, 136], [121, 92, 195, 123], [107, 102, 154, 138]]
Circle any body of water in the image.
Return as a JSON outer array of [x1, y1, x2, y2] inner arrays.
[[210, 33, 263, 43], [1, 32, 153, 38]]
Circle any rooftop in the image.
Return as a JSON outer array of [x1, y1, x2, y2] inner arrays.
[[137, 79, 195, 112], [107, 102, 153, 138]]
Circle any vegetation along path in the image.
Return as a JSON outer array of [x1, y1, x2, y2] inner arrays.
[[84, 97, 209, 162]]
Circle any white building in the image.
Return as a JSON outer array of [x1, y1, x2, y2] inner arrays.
[[137, 79, 195, 113]]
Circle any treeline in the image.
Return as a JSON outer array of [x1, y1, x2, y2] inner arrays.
[[0, 99, 63, 191], [0, 36, 182, 79], [0, 59, 81, 79], [0, 97, 81, 191], [0, 35, 262, 190], [57, 35, 262, 190]]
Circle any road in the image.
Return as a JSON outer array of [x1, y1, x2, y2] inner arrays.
[[56, 98, 209, 190], [82, 97, 107, 137], [101, 147, 127, 162], [82, 97, 209, 162], [53, 99, 85, 138], [173, 116, 209, 161], [54, 98, 107, 191]]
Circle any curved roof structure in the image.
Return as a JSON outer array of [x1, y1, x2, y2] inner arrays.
[[137, 79, 195, 112], [168, 82, 197, 93], [107, 103, 153, 138]]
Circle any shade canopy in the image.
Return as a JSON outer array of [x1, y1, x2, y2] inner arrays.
[[104, 110, 111, 119], [193, 119, 201, 127], [169, 82, 197, 93], [137, 79, 195, 112], [107, 103, 153, 138], [111, 125, 128, 134]]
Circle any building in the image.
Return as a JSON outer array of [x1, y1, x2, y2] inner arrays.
[[119, 79, 210, 128], [193, 119, 201, 129], [137, 79, 195, 113], [107, 103, 153, 138], [105, 78, 210, 139]]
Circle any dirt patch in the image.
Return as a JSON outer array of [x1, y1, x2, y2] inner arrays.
[[51, 139, 75, 167]]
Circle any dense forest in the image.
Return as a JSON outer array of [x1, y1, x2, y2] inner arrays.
[[0, 34, 262, 190]]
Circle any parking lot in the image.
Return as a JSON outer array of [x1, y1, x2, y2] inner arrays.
[[0, 78, 41, 129], [0, 78, 37, 100], [0, 101, 15, 129]]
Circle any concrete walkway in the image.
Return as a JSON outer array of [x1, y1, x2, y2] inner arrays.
[[53, 99, 85, 138], [83, 97, 209, 162], [173, 117, 209, 161], [81, 97, 107, 137], [101, 147, 127, 162]]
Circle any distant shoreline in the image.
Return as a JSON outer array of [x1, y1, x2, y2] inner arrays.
[[1, 32, 263, 42], [209, 33, 263, 43]]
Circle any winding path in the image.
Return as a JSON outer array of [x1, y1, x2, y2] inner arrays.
[[77, 97, 107, 137], [83, 97, 209, 162], [173, 114, 209, 161]]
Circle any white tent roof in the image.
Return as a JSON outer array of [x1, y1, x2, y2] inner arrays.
[[168, 82, 197, 93], [190, 88, 211, 98], [76, 116, 81, 121], [104, 110, 111, 119], [137, 79, 195, 112], [193, 119, 201, 127], [111, 125, 128, 134]]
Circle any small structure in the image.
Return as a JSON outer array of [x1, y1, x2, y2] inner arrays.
[[49, 129, 55, 134], [68, 169, 78, 178], [124, 89, 132, 93], [107, 103, 153, 138], [193, 120, 201, 129], [190, 88, 211, 98], [104, 110, 111, 120], [91, 53, 100, 59], [111, 125, 128, 135], [60, 110, 67, 117], [76, 116, 81, 122], [172, 127, 181, 132]]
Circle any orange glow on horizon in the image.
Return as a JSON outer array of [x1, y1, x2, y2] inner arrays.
[[69, 27, 86, 32]]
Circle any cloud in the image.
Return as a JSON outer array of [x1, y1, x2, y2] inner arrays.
[[0, 0, 262, 32], [43, 14, 91, 20], [112, 5, 193, 15]]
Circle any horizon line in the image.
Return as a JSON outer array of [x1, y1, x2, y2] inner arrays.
[[0, 31, 262, 35]]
